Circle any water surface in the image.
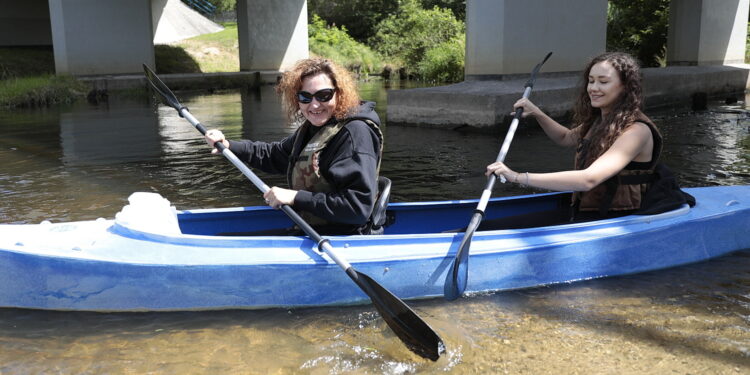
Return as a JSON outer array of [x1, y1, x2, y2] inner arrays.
[[0, 81, 748, 374]]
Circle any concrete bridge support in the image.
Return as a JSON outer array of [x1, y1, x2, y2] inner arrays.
[[49, 0, 155, 75], [389, 0, 750, 130], [667, 0, 750, 66], [2, 0, 309, 77], [236, 0, 309, 73], [465, 0, 608, 79]]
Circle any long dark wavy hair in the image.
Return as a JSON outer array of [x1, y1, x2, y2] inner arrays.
[[276, 58, 361, 123], [572, 52, 645, 168]]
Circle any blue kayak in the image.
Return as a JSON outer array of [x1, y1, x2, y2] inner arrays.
[[0, 185, 748, 311]]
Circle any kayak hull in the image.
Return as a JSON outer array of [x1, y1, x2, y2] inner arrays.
[[1, 185, 748, 311]]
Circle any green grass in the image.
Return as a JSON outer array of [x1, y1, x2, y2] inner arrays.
[[164, 22, 240, 73], [0, 75, 88, 108], [190, 22, 239, 45]]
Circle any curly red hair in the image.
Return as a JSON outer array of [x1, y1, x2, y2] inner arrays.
[[276, 58, 361, 122]]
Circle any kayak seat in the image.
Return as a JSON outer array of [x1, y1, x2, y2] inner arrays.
[[370, 176, 393, 233]]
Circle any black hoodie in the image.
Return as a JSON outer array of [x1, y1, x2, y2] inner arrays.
[[227, 101, 382, 230]]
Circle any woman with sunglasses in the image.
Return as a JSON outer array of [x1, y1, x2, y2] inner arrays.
[[486, 52, 693, 221], [205, 58, 384, 235]]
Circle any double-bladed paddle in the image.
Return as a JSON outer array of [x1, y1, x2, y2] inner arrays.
[[444, 52, 552, 301], [142, 64, 444, 361]]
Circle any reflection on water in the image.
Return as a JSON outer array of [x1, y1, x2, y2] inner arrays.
[[0, 80, 748, 373]]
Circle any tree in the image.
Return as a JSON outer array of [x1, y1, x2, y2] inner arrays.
[[308, 0, 400, 43], [607, 0, 669, 67], [368, 0, 464, 76]]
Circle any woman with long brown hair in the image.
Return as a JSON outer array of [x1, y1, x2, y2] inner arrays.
[[487, 52, 691, 220], [205, 58, 384, 234]]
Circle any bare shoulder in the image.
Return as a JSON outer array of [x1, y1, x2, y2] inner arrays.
[[623, 121, 652, 139]]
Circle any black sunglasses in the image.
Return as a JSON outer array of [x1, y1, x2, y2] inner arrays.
[[297, 88, 336, 104]]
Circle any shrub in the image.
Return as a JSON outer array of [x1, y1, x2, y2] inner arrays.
[[369, 0, 464, 81], [309, 14, 383, 74], [417, 36, 464, 83]]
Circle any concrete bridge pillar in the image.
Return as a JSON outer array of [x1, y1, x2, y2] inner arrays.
[[49, 0, 154, 75], [667, 0, 749, 66], [236, 0, 309, 73], [464, 0, 608, 79]]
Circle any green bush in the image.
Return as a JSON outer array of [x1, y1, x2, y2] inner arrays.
[[417, 36, 464, 83], [369, 0, 464, 81], [309, 14, 384, 74]]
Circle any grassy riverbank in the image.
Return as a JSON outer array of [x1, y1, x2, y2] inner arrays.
[[156, 22, 240, 74], [0, 75, 88, 108], [0, 46, 87, 108]]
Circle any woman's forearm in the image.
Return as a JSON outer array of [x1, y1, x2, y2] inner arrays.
[[533, 111, 575, 147], [523, 170, 597, 192]]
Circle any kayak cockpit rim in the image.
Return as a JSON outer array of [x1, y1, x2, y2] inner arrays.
[[109, 200, 692, 249]]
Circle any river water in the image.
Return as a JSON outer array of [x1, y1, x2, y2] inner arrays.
[[0, 80, 748, 374]]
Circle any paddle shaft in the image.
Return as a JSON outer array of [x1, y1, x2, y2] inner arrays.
[[444, 52, 551, 301], [476, 85, 532, 212]]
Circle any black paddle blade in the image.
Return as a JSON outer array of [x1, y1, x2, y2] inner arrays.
[[143, 64, 182, 110], [525, 52, 553, 88], [348, 269, 444, 361], [444, 212, 481, 300]]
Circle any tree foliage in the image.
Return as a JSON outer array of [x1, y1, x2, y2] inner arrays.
[[368, 0, 464, 78], [210, 0, 236, 13], [607, 0, 669, 67], [308, 0, 400, 43], [420, 0, 465, 22], [308, 14, 382, 74], [417, 36, 465, 83], [308, 0, 464, 43]]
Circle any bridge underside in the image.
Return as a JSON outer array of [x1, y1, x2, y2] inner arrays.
[[0, 0, 748, 129], [0, 0, 308, 76]]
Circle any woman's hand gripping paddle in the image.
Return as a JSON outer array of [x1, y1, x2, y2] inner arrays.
[[143, 64, 444, 361], [444, 52, 552, 301]]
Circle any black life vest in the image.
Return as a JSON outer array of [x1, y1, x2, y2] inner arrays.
[[574, 113, 695, 218]]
